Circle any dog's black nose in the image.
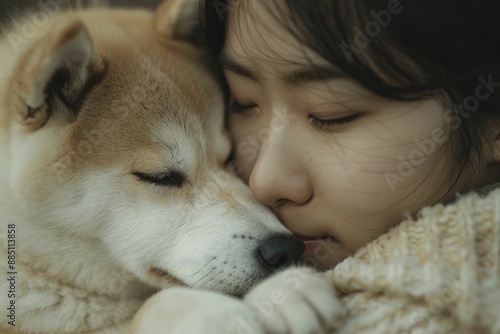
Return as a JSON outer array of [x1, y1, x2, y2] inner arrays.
[[258, 235, 305, 271]]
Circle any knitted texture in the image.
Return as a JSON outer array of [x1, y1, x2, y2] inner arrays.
[[327, 187, 500, 334]]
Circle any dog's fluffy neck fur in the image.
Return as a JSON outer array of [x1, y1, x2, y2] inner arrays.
[[0, 159, 154, 332], [2, 226, 152, 328], [0, 168, 155, 332]]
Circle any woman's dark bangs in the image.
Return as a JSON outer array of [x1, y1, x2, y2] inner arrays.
[[200, 0, 227, 54], [266, 0, 446, 101], [201, 0, 437, 101], [202, 0, 500, 101]]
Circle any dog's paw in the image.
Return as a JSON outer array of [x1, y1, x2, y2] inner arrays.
[[243, 267, 345, 334], [129, 287, 265, 334]]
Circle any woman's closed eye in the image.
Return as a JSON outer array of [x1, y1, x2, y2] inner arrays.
[[229, 98, 257, 114], [308, 113, 362, 130], [228, 94, 363, 130]]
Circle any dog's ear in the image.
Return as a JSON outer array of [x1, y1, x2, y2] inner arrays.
[[10, 18, 104, 130], [154, 0, 204, 44]]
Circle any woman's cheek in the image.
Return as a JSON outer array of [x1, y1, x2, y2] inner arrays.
[[228, 116, 259, 183]]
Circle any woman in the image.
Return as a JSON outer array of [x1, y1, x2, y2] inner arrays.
[[202, 0, 500, 332]]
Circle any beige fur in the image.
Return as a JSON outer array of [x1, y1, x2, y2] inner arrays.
[[0, 1, 295, 333], [0, 1, 345, 333]]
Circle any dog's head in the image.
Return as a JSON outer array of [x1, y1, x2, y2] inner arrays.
[[0, 0, 304, 295]]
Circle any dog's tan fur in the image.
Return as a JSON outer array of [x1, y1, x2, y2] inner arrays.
[[0, 1, 296, 333]]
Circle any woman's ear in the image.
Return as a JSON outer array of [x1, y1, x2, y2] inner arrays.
[[154, 0, 204, 45]]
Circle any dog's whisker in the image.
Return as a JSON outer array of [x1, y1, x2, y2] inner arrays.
[[192, 267, 216, 288], [184, 257, 217, 280]]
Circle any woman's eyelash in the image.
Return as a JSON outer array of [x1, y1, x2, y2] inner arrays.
[[228, 95, 362, 129], [229, 99, 256, 113], [309, 114, 362, 129]]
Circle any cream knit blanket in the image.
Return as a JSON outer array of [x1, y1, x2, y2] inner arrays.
[[327, 186, 500, 333]]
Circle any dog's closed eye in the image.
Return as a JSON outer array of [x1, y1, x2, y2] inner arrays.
[[134, 171, 186, 188]]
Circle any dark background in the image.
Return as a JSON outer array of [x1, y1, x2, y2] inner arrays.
[[0, 0, 162, 20]]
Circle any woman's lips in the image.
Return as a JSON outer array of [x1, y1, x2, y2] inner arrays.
[[303, 237, 339, 251], [299, 237, 341, 266]]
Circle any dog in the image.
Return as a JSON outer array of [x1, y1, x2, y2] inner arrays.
[[0, 0, 343, 333]]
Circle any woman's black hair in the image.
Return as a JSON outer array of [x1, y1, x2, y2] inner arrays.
[[201, 0, 500, 193]]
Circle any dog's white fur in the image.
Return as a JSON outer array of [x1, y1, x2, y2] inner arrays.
[[0, 1, 344, 333]]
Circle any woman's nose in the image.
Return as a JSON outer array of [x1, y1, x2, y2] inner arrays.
[[248, 137, 313, 208]]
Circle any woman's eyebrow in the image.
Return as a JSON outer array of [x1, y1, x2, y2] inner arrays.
[[285, 67, 345, 85], [219, 53, 259, 81], [219, 53, 344, 85]]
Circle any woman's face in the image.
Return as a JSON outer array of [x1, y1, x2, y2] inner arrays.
[[222, 2, 500, 270]]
